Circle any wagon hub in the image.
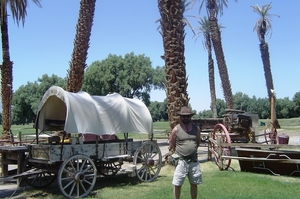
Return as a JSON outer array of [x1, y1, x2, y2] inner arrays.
[[146, 158, 155, 166], [74, 172, 85, 182]]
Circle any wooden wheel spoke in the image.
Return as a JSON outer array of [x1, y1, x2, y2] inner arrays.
[[79, 181, 88, 192], [25, 169, 56, 189], [82, 164, 92, 173], [58, 154, 97, 198], [80, 159, 88, 171], [134, 141, 162, 182], [209, 123, 232, 170], [63, 179, 75, 190]]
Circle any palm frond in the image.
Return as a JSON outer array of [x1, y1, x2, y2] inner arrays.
[[251, 2, 280, 41]]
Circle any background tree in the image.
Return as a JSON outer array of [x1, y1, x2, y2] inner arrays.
[[252, 3, 280, 127], [276, 97, 296, 119], [293, 92, 300, 116], [195, 16, 218, 117], [158, 0, 190, 130], [12, 74, 65, 124], [152, 65, 166, 90], [0, 0, 41, 139], [148, 100, 168, 122], [82, 53, 165, 105], [66, 0, 96, 93], [215, 98, 226, 117], [197, 109, 213, 118], [233, 92, 251, 111]]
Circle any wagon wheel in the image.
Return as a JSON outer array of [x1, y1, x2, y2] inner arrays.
[[209, 123, 232, 170], [24, 169, 56, 188], [134, 141, 162, 182], [57, 154, 97, 199], [264, 122, 278, 144], [96, 161, 122, 176]]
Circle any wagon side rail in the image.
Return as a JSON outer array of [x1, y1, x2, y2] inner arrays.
[[208, 137, 300, 166]]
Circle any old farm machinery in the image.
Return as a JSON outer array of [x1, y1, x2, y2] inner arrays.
[[194, 109, 282, 170], [205, 109, 300, 177], [0, 86, 162, 198]]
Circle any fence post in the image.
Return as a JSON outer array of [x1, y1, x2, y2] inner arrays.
[[207, 132, 212, 161], [18, 131, 22, 145]]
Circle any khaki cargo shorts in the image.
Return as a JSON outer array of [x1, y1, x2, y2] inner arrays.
[[172, 159, 202, 186]]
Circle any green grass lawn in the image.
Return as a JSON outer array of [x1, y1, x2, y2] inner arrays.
[[9, 124, 36, 135], [2, 118, 300, 198], [17, 161, 300, 199]]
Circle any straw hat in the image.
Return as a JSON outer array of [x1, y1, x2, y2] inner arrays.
[[177, 106, 195, 116]]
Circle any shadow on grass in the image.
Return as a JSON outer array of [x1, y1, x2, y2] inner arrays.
[[89, 173, 169, 198], [11, 174, 142, 198], [94, 173, 141, 189]]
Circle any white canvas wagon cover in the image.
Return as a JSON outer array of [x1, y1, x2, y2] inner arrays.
[[35, 86, 153, 135]]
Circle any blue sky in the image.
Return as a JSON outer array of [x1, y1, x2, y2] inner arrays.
[[2, 0, 300, 112]]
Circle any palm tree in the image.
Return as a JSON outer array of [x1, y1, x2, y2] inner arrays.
[[66, 0, 96, 93], [195, 16, 218, 118], [252, 3, 280, 128], [0, 0, 41, 140], [193, 0, 234, 109], [252, 3, 279, 100], [206, 0, 234, 109], [158, 0, 189, 130]]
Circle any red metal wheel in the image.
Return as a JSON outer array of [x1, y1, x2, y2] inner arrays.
[[210, 123, 232, 170], [264, 122, 278, 144]]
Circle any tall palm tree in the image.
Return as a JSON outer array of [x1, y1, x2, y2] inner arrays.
[[252, 3, 279, 100], [205, 0, 234, 109], [0, 0, 41, 140], [158, 0, 189, 130], [252, 3, 280, 128], [66, 0, 96, 93], [195, 16, 218, 118], [193, 0, 234, 109]]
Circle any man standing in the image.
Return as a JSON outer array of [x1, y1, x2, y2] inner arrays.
[[169, 106, 202, 199]]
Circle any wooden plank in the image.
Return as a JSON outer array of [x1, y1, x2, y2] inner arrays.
[[219, 142, 300, 149], [102, 154, 131, 161], [222, 155, 300, 164], [0, 168, 45, 182]]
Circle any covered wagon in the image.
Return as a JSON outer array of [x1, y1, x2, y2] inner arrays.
[[25, 86, 162, 198]]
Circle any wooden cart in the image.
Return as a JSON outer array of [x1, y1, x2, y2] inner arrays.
[[0, 86, 162, 198], [206, 109, 300, 176], [194, 109, 285, 171]]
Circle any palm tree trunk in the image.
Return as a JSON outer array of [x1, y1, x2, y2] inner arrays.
[[260, 42, 274, 99], [260, 42, 280, 128], [209, 16, 234, 109], [158, 0, 189, 130], [66, 0, 96, 93], [1, 9, 14, 140], [206, 34, 217, 118]]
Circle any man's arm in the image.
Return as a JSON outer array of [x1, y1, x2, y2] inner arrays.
[[169, 126, 177, 151]]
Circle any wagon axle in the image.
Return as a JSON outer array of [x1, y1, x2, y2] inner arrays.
[[74, 172, 85, 182], [146, 158, 155, 166]]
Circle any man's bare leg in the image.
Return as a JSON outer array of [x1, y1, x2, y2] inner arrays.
[[190, 184, 197, 199], [174, 185, 181, 199]]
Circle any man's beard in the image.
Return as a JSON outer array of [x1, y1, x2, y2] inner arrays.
[[182, 119, 190, 124]]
